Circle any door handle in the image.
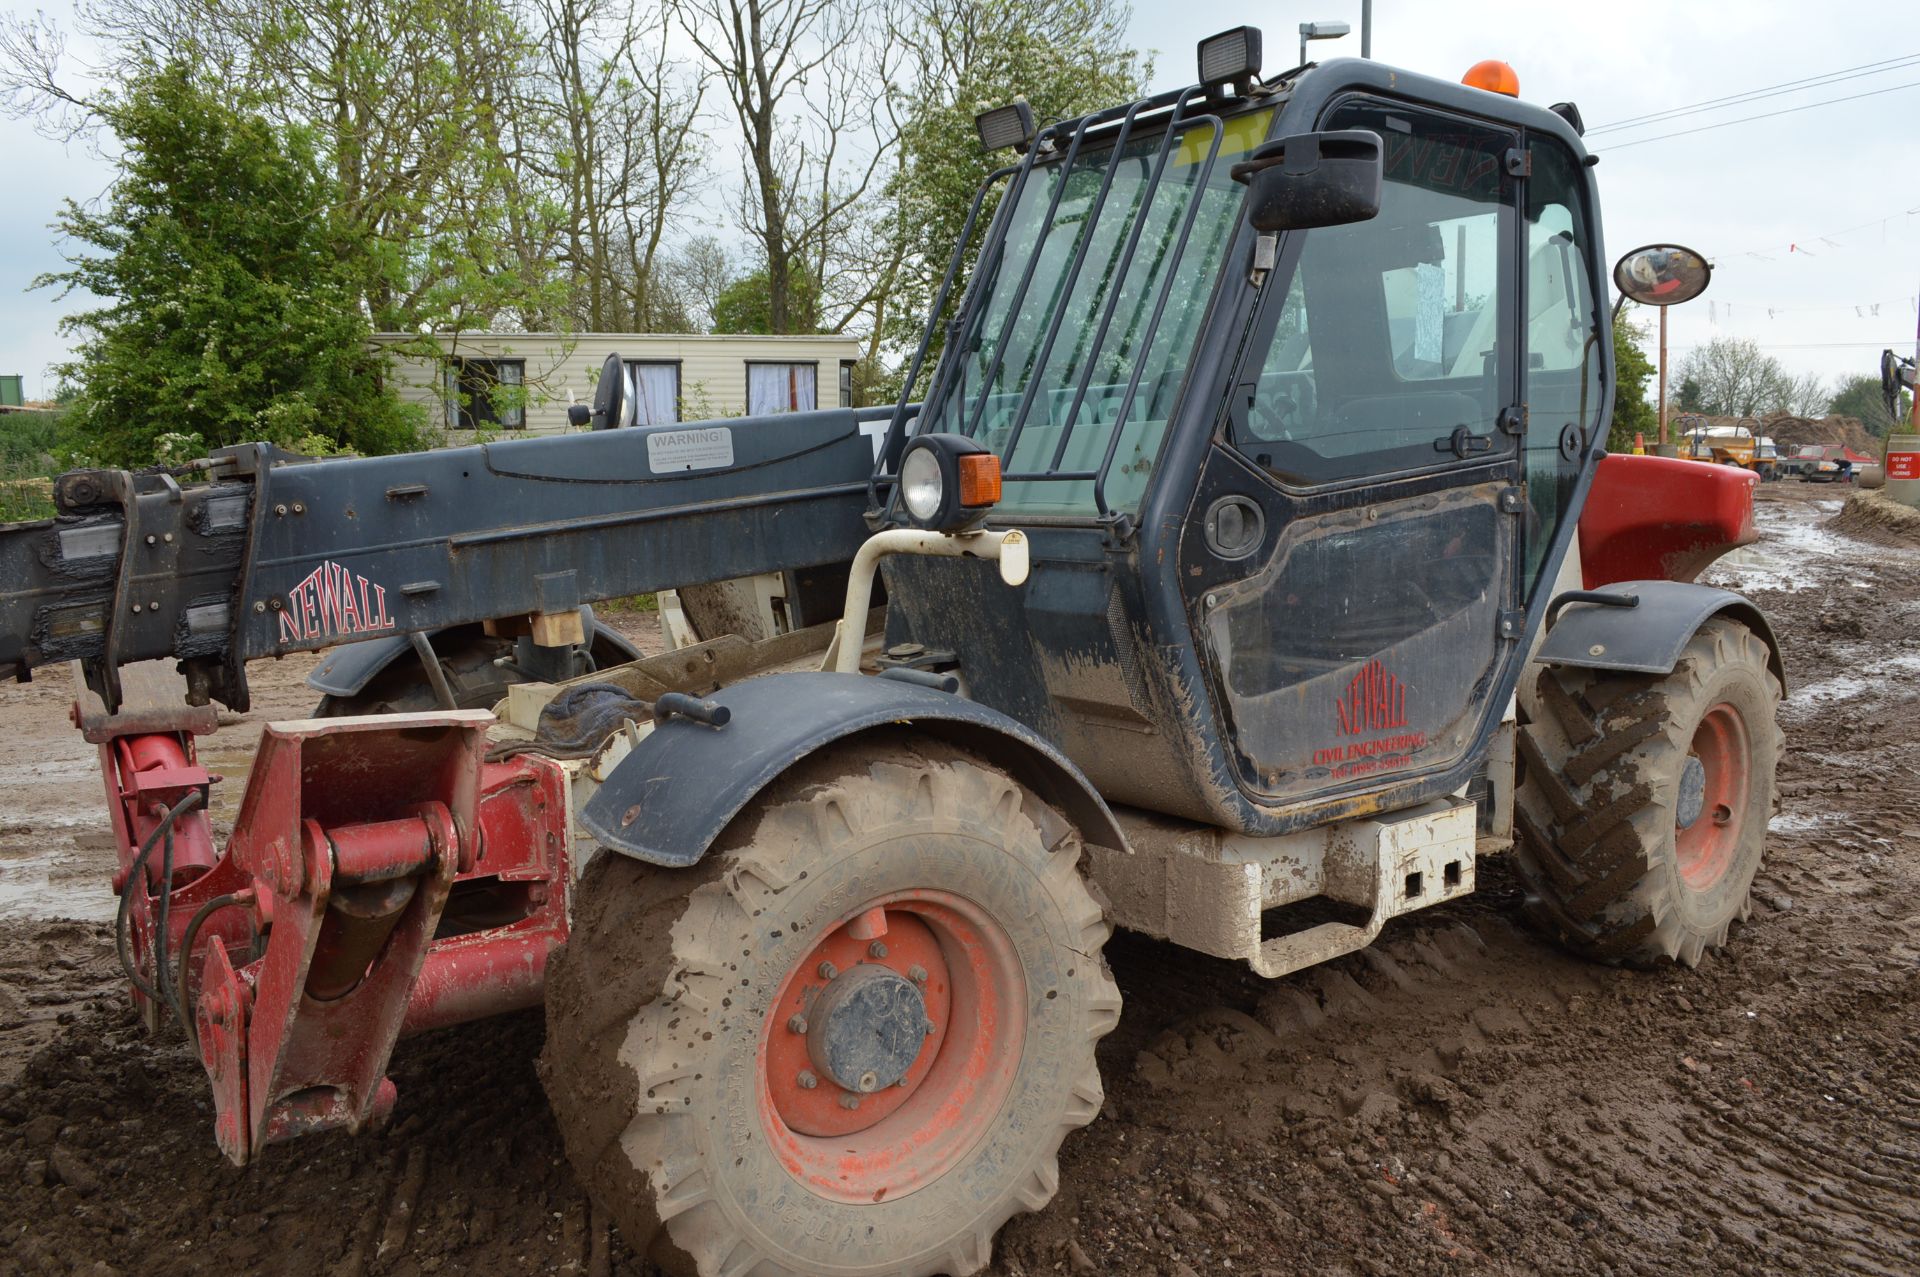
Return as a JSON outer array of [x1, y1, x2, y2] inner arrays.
[[1436, 427, 1493, 459]]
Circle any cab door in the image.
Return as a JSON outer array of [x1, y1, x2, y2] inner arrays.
[[1182, 96, 1527, 809]]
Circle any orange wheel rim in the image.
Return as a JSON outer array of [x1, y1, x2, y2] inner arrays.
[[757, 889, 1025, 1204], [1674, 702, 1751, 891]]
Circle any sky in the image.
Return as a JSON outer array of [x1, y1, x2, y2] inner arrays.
[[3, 0, 1917, 402]]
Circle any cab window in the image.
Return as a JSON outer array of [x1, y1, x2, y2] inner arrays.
[[1231, 100, 1515, 486], [1520, 137, 1603, 597]]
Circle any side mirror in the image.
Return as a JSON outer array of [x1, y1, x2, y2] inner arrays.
[[590, 352, 629, 430], [1611, 244, 1710, 307], [1232, 129, 1382, 233]]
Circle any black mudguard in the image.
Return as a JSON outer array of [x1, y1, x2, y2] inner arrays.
[[580, 671, 1125, 868], [306, 606, 640, 697], [1535, 580, 1786, 691]]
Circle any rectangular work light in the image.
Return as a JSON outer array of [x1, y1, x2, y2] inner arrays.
[[1198, 26, 1262, 92], [974, 101, 1036, 153]]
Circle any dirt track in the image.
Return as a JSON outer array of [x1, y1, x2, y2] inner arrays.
[[3, 489, 1919, 1276]]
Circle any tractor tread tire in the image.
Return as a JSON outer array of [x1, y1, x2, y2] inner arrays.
[[541, 737, 1119, 1277], [1513, 617, 1781, 968]]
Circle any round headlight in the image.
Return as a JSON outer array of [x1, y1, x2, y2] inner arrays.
[[900, 445, 945, 523]]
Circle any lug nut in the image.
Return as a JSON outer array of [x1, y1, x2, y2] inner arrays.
[[817, 961, 838, 980], [797, 1070, 817, 1090], [787, 1014, 808, 1034], [839, 1093, 862, 1111], [868, 941, 888, 959], [907, 965, 928, 985]]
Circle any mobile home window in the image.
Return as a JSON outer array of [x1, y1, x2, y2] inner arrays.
[[747, 362, 817, 414], [839, 360, 856, 408], [445, 358, 526, 430], [625, 360, 681, 426]]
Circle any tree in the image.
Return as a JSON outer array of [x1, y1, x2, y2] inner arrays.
[[1608, 312, 1657, 453], [35, 63, 421, 464], [712, 266, 822, 334], [10, 0, 575, 335], [1673, 336, 1790, 417], [513, 0, 708, 333], [1829, 372, 1913, 437], [881, 0, 1148, 367], [1783, 371, 1829, 417], [671, 0, 887, 335]]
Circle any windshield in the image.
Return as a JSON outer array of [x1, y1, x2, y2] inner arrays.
[[919, 106, 1274, 516]]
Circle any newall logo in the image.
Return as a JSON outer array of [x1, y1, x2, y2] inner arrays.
[[278, 560, 396, 643], [1335, 659, 1408, 736]]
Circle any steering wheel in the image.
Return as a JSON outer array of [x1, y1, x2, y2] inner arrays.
[[1246, 374, 1317, 441]]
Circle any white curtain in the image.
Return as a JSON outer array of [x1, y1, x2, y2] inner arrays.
[[748, 363, 816, 415], [496, 360, 524, 428], [627, 363, 679, 425]]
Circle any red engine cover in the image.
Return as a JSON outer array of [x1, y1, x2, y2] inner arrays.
[[1577, 454, 1758, 588]]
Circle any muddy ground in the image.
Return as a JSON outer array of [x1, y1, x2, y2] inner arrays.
[[3, 490, 1918, 1276]]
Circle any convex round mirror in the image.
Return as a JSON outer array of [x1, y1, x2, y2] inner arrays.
[[591, 351, 631, 430], [1612, 244, 1711, 307]]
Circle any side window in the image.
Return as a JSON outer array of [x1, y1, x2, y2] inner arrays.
[[1233, 101, 1514, 485], [1521, 139, 1602, 598]]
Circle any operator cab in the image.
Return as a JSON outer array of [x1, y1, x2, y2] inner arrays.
[[872, 33, 1614, 837]]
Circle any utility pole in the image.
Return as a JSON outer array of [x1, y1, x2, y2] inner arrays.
[[1361, 0, 1372, 56], [1658, 307, 1670, 447], [1911, 287, 1920, 430]]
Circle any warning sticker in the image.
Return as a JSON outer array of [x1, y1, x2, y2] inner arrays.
[[646, 426, 735, 473], [1887, 452, 1920, 481]]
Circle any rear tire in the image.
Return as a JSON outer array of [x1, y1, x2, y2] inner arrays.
[[541, 739, 1120, 1277], [1513, 617, 1781, 967]]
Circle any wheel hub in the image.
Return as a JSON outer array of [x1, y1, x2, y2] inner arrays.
[[1676, 755, 1707, 829], [807, 965, 930, 1093], [757, 889, 1026, 1203]]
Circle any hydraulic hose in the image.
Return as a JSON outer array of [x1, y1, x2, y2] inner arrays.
[[175, 893, 256, 1053], [112, 791, 205, 1018]]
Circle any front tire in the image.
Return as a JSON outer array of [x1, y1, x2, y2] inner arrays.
[[1513, 617, 1782, 967], [542, 739, 1120, 1277]]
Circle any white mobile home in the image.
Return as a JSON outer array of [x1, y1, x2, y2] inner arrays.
[[379, 332, 866, 436]]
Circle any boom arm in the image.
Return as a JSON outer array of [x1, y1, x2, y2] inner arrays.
[[0, 407, 884, 712]]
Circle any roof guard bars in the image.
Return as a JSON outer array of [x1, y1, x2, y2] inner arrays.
[[868, 82, 1231, 520], [1048, 87, 1218, 485], [867, 161, 1023, 511], [956, 115, 1101, 443], [990, 98, 1151, 474], [1091, 109, 1226, 516]]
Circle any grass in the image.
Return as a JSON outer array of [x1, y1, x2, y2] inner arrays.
[[596, 593, 659, 614]]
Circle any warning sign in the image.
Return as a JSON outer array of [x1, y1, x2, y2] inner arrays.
[[647, 426, 734, 473], [1887, 452, 1920, 481]]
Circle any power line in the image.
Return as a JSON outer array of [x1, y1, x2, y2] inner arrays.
[[1588, 53, 1920, 134], [1669, 340, 1915, 350], [1597, 78, 1920, 151]]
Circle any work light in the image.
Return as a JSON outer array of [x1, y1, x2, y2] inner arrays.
[[1198, 26, 1262, 93], [974, 102, 1036, 153], [898, 434, 1002, 532]]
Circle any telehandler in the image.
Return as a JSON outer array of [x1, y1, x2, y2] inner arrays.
[[0, 32, 1781, 1276]]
